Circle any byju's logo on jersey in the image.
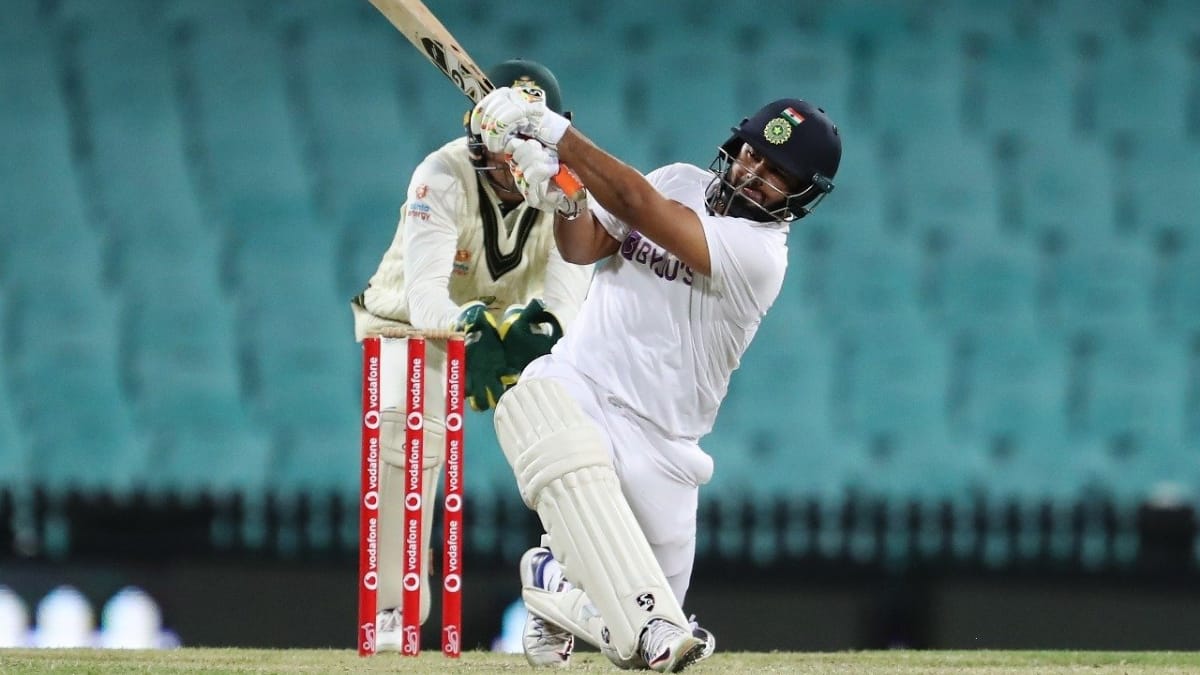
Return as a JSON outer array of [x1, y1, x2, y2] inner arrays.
[[620, 231, 694, 285]]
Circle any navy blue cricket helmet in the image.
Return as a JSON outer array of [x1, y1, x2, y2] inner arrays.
[[707, 98, 841, 221]]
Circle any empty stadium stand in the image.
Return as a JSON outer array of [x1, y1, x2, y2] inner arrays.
[[1, 0, 1198, 568]]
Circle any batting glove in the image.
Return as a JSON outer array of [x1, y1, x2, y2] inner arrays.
[[507, 138, 588, 219], [471, 86, 570, 154]]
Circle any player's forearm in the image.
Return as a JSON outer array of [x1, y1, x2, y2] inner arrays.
[[556, 129, 711, 275], [405, 279, 460, 329], [557, 129, 655, 229], [553, 210, 618, 264]]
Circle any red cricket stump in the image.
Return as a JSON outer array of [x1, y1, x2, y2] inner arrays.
[[357, 337, 383, 656], [401, 337, 426, 656], [358, 330, 464, 658], [442, 336, 465, 657]]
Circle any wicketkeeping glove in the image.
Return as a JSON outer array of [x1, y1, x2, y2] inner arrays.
[[453, 301, 517, 411], [498, 299, 564, 379]]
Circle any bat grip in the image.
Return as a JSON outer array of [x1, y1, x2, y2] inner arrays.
[[553, 166, 584, 201]]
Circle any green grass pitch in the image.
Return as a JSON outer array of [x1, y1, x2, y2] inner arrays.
[[2, 650, 1200, 673]]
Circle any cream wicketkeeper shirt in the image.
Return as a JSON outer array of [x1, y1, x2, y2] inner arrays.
[[353, 137, 591, 340]]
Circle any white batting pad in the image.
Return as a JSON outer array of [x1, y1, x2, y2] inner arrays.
[[523, 584, 642, 668], [495, 379, 689, 661]]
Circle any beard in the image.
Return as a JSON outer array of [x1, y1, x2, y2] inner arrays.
[[706, 177, 781, 223]]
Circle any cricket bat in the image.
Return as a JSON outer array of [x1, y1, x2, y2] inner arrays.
[[367, 0, 584, 199]]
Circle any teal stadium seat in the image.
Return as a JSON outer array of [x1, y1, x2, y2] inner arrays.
[[630, 28, 745, 169], [1045, 0, 1143, 36], [817, 0, 915, 38], [834, 312, 953, 449], [260, 0, 367, 27], [790, 138, 889, 321], [819, 234, 924, 333], [973, 31, 1076, 140], [956, 324, 1083, 566], [1081, 31, 1192, 140], [62, 9, 210, 250], [870, 33, 964, 140], [832, 314, 971, 561], [6, 285, 151, 500], [897, 135, 999, 241], [1011, 138, 1114, 245], [1, 0, 40, 38], [242, 311, 358, 434], [292, 13, 423, 223], [0, 33, 104, 290], [110, 227, 224, 300], [152, 405, 271, 503], [934, 0, 1037, 41], [0, 292, 32, 495], [934, 234, 1040, 338], [1114, 132, 1200, 243], [954, 324, 1070, 449], [817, 0, 915, 132], [1042, 239, 1155, 340], [0, 392, 29, 496], [226, 226, 357, 438], [970, 418, 1095, 567], [170, 8, 317, 230], [224, 222, 339, 299], [752, 29, 852, 125], [1072, 329, 1188, 447], [551, 50, 644, 170], [336, 194, 404, 303], [710, 310, 852, 562], [814, 127, 886, 228], [1069, 327, 1195, 566], [274, 419, 360, 554], [1159, 242, 1200, 339], [119, 288, 245, 436], [1085, 431, 1199, 567]]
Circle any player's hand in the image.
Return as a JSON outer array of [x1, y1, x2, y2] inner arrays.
[[498, 299, 563, 377], [507, 138, 588, 219], [471, 86, 570, 153], [507, 138, 558, 208], [452, 301, 518, 411]]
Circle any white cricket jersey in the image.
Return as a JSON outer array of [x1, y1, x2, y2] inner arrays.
[[353, 137, 592, 340], [555, 163, 789, 440]]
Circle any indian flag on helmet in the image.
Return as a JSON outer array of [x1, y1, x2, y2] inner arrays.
[[781, 107, 806, 126]]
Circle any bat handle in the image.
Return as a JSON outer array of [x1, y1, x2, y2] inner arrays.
[[553, 165, 585, 202]]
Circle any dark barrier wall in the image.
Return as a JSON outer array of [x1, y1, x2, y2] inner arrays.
[[4, 560, 1200, 651]]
